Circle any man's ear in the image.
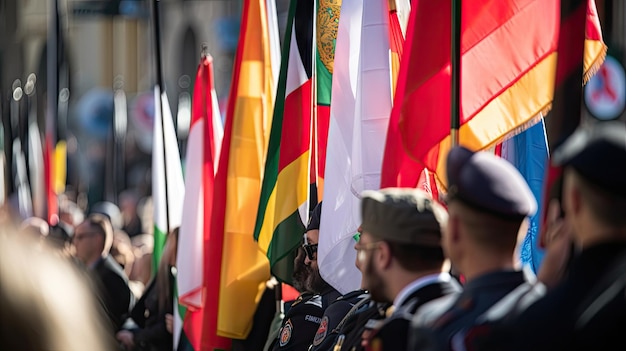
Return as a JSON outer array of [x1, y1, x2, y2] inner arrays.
[[377, 241, 393, 270], [449, 214, 461, 244]]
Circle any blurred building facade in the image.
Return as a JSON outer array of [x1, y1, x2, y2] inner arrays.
[[0, 0, 289, 207]]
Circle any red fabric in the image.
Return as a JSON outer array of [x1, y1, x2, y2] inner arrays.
[[182, 55, 231, 350], [278, 79, 313, 171], [281, 283, 300, 303], [381, 0, 560, 188], [44, 135, 58, 225], [315, 105, 330, 199], [388, 9, 404, 60]]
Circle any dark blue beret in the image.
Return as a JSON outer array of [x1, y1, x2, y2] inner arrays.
[[553, 121, 626, 198], [446, 146, 537, 219], [307, 202, 323, 232]]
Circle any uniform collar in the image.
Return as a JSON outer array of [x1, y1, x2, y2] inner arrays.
[[394, 272, 455, 308]]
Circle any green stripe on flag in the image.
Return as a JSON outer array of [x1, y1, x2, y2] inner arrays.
[[152, 226, 167, 276], [254, 0, 294, 243], [268, 210, 305, 284], [316, 54, 333, 105]]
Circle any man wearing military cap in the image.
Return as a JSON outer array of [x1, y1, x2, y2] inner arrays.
[[351, 188, 461, 351], [472, 121, 626, 351], [409, 145, 538, 351]]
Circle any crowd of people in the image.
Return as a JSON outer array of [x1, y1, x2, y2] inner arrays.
[[1, 121, 625, 351]]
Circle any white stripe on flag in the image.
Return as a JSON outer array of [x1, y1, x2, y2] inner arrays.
[[152, 86, 185, 237], [318, 0, 394, 294]]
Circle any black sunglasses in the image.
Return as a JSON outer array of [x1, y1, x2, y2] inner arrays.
[[302, 243, 318, 261]]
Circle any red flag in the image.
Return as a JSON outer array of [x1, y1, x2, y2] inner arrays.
[[381, 0, 605, 190], [176, 54, 229, 350]]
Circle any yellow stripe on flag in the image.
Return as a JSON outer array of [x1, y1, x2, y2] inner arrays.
[[256, 151, 310, 252]]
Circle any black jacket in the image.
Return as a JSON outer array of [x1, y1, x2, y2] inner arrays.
[[128, 270, 174, 351], [93, 255, 132, 332]]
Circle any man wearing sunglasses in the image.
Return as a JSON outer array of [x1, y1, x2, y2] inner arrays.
[[271, 202, 341, 351]]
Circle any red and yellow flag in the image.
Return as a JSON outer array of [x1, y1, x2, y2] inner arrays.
[[212, 0, 280, 342], [381, 0, 605, 190]]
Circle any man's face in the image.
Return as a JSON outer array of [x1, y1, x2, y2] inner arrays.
[[354, 231, 385, 302], [72, 222, 103, 264], [303, 229, 327, 293], [292, 246, 308, 292]]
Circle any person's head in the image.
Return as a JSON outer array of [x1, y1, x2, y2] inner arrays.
[[0, 210, 115, 350], [357, 188, 448, 303], [73, 213, 114, 266], [443, 146, 536, 279], [90, 201, 122, 231], [111, 230, 134, 277], [302, 202, 329, 294], [553, 121, 626, 248], [59, 197, 83, 231], [46, 223, 73, 256], [119, 190, 139, 216], [19, 216, 49, 245]]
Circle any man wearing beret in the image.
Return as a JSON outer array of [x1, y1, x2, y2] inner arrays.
[[472, 121, 626, 351], [352, 188, 461, 351], [270, 202, 341, 351], [408, 145, 538, 350]]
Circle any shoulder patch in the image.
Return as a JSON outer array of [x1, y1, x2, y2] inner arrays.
[[279, 319, 293, 347], [312, 316, 329, 346]]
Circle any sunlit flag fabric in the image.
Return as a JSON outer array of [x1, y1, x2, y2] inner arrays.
[[318, 0, 397, 294], [313, 0, 341, 200], [501, 117, 549, 273], [380, 0, 606, 190], [255, 0, 314, 285], [152, 86, 185, 274], [212, 0, 281, 341], [175, 54, 224, 351]]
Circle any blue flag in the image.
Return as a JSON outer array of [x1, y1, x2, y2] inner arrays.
[[501, 118, 549, 273]]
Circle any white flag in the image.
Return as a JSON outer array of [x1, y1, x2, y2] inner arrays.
[[318, 0, 394, 294]]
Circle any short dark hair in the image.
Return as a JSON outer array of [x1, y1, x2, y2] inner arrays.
[[387, 241, 445, 272], [573, 170, 626, 227]]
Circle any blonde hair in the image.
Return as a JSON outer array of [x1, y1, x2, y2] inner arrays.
[[0, 210, 115, 350]]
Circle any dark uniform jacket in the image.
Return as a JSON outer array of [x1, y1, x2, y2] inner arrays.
[[473, 243, 626, 351], [308, 289, 370, 350], [271, 287, 341, 351], [93, 254, 132, 332], [410, 269, 532, 351], [365, 273, 462, 351]]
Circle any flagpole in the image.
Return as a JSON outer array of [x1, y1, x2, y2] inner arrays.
[[450, 0, 461, 147], [540, 0, 588, 246], [46, 0, 60, 224], [152, 0, 171, 235]]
